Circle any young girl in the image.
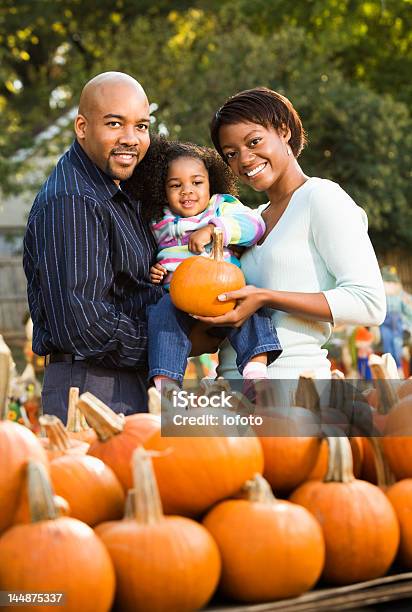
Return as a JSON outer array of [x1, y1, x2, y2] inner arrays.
[[126, 137, 281, 390]]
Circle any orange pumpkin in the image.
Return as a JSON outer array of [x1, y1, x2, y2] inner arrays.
[[290, 437, 399, 585], [0, 461, 115, 612], [387, 479, 412, 569], [97, 448, 221, 612], [144, 421, 263, 517], [382, 396, 412, 479], [308, 436, 364, 480], [254, 376, 322, 493], [50, 455, 125, 526], [170, 227, 245, 316], [203, 474, 324, 603], [0, 420, 48, 534], [78, 392, 160, 490], [39, 414, 89, 460]]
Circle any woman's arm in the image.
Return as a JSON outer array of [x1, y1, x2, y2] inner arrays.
[[193, 285, 333, 327]]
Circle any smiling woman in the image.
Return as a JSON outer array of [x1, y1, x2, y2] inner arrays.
[[198, 87, 386, 380]]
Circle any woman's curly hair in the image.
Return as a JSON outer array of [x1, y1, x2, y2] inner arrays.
[[124, 134, 239, 223]]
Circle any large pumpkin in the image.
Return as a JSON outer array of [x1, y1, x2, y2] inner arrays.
[[203, 474, 324, 603], [290, 436, 399, 585], [0, 419, 48, 534], [0, 461, 115, 612], [387, 479, 412, 569], [97, 448, 221, 612], [170, 227, 245, 316], [50, 455, 125, 526], [78, 392, 160, 490], [382, 396, 412, 479], [254, 376, 322, 493], [144, 412, 263, 516]]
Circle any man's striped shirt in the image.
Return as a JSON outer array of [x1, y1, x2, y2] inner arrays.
[[23, 139, 164, 369]]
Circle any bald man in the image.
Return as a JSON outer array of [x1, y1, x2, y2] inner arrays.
[[23, 72, 165, 419]]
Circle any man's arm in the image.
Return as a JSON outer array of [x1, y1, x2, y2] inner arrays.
[[26, 195, 151, 369]]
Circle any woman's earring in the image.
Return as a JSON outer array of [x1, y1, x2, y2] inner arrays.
[[287, 145, 292, 156]]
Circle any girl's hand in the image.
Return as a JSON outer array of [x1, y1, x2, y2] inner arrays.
[[188, 225, 214, 254], [150, 263, 167, 284], [193, 285, 266, 327]]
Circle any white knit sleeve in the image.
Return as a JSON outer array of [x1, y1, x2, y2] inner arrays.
[[310, 181, 386, 326]]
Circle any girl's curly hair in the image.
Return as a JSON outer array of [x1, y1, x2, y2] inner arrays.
[[124, 134, 239, 223]]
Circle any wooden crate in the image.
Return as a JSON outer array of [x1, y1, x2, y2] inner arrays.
[[208, 571, 412, 611]]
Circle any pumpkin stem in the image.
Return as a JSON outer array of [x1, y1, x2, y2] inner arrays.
[[241, 474, 276, 503], [77, 392, 125, 441], [124, 489, 136, 519], [66, 386, 90, 433], [39, 414, 73, 451], [368, 354, 399, 414], [27, 460, 59, 522], [295, 373, 320, 414], [369, 437, 396, 489], [132, 447, 164, 524], [324, 436, 355, 483], [211, 228, 224, 262]]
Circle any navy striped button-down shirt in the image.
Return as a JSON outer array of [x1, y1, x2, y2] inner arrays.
[[23, 139, 164, 369]]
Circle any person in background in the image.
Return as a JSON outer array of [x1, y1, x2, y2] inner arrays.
[[380, 265, 412, 378]]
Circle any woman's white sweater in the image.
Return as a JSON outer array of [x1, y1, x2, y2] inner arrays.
[[218, 177, 386, 379]]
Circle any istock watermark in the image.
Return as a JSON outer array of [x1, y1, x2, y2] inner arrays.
[[171, 389, 234, 409]]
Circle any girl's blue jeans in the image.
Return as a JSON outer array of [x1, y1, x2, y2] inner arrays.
[[147, 293, 282, 384]]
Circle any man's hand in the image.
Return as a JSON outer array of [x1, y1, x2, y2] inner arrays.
[[150, 262, 167, 284], [188, 224, 215, 254]]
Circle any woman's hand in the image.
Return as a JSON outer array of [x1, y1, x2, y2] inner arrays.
[[150, 263, 167, 284], [188, 225, 214, 254], [193, 285, 266, 327]]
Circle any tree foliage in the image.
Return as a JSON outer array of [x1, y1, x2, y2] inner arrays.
[[0, 0, 411, 250]]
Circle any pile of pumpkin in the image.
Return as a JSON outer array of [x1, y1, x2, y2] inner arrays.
[[2, 369, 412, 612]]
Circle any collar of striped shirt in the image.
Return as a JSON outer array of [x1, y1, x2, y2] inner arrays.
[[69, 139, 123, 201]]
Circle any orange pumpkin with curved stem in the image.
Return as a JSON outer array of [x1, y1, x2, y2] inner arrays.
[[39, 415, 89, 461], [97, 448, 221, 612], [203, 474, 324, 602], [78, 392, 160, 490], [290, 436, 399, 585], [170, 227, 245, 316], [0, 461, 115, 612]]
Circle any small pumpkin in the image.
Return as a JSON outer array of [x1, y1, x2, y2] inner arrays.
[[170, 227, 245, 316], [50, 454, 125, 526], [0, 419, 48, 534], [78, 392, 160, 490], [0, 461, 115, 612], [203, 474, 324, 603], [97, 448, 221, 612], [290, 436, 399, 585], [39, 414, 89, 461], [387, 479, 412, 569]]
